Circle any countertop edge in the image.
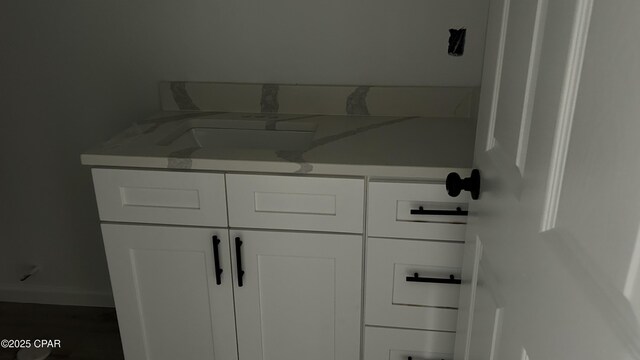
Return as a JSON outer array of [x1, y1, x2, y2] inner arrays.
[[81, 154, 471, 180]]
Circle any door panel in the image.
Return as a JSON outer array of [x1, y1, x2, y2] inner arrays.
[[258, 255, 336, 360], [456, 0, 640, 359], [102, 224, 238, 360], [467, 263, 503, 360], [484, 0, 548, 195], [231, 229, 362, 360], [553, 0, 640, 295]]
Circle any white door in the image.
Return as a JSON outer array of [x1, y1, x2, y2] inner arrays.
[[455, 0, 640, 359], [102, 224, 238, 360], [230, 229, 363, 360]]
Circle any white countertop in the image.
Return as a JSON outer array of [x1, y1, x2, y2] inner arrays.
[[81, 111, 476, 180]]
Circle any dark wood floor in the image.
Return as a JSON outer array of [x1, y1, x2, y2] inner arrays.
[[0, 302, 123, 359]]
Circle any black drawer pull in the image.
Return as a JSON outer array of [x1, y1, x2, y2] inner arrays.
[[406, 273, 461, 284], [212, 235, 223, 285], [407, 357, 445, 360], [410, 206, 468, 216], [235, 237, 245, 287]]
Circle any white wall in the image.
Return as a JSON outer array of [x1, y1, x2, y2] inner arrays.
[[0, 0, 489, 306]]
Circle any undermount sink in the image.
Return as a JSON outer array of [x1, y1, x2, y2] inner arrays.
[[181, 127, 315, 151], [160, 118, 317, 151]]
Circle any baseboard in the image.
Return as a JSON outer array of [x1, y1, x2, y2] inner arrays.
[[0, 283, 114, 307]]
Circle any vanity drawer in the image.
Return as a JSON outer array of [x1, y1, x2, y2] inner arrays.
[[368, 181, 469, 241], [364, 326, 454, 360], [365, 237, 463, 331], [92, 169, 228, 226], [226, 174, 364, 233]]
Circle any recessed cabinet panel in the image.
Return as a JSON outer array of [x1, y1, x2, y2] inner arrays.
[[254, 192, 336, 215], [226, 174, 364, 233], [368, 181, 469, 241], [364, 326, 455, 360], [392, 263, 461, 307], [232, 229, 362, 360], [93, 169, 228, 226], [101, 224, 237, 360], [256, 255, 335, 360], [365, 237, 463, 331]]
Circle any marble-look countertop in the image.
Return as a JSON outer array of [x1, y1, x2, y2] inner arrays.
[[81, 111, 476, 179]]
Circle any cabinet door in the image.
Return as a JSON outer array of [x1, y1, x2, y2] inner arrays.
[[102, 224, 237, 360], [231, 229, 363, 360]]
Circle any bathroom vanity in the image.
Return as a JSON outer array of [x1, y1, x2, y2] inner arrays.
[[82, 82, 477, 360]]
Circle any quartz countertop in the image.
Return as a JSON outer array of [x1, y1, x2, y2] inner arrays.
[[81, 111, 476, 179]]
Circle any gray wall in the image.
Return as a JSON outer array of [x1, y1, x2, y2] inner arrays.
[[0, 0, 489, 305]]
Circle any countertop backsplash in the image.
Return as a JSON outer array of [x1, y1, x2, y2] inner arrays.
[[161, 81, 479, 118]]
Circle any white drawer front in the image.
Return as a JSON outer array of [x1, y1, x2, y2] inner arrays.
[[365, 237, 463, 331], [226, 174, 364, 233], [364, 327, 454, 360], [368, 181, 469, 241], [93, 169, 227, 226]]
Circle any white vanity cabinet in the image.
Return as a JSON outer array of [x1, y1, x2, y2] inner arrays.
[[91, 168, 466, 360], [92, 169, 366, 360]]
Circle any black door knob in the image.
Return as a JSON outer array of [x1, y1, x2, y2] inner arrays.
[[446, 169, 481, 200]]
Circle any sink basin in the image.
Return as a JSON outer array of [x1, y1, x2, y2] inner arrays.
[[179, 127, 314, 151], [160, 118, 316, 151]]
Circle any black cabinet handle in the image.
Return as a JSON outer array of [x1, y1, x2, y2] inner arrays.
[[406, 273, 461, 284], [410, 206, 468, 216], [212, 235, 223, 285], [235, 237, 245, 287]]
